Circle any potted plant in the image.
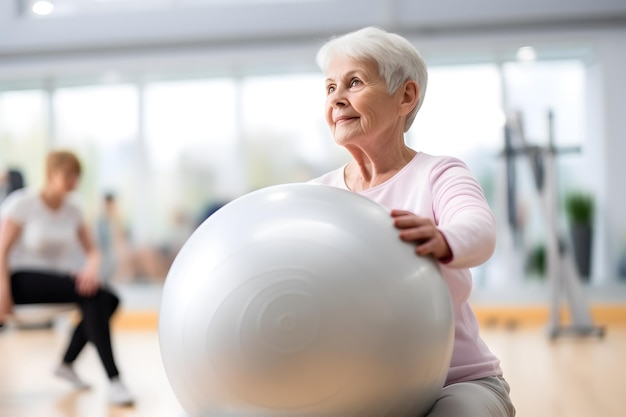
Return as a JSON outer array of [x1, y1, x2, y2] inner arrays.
[[564, 191, 594, 281], [525, 243, 546, 280]]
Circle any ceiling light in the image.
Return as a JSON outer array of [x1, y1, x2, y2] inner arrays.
[[32, 0, 54, 16], [516, 46, 537, 62]]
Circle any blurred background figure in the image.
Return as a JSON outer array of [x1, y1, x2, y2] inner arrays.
[[197, 199, 229, 227], [157, 208, 195, 273], [95, 192, 127, 284], [94, 192, 192, 283], [0, 168, 25, 202], [0, 150, 134, 406], [0, 168, 24, 330]]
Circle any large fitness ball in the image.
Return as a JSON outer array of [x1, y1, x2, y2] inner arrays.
[[159, 184, 454, 417]]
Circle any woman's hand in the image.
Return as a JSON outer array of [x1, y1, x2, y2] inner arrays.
[[390, 209, 452, 262], [0, 289, 13, 323], [1, 218, 23, 323], [75, 222, 101, 297], [75, 265, 100, 297]]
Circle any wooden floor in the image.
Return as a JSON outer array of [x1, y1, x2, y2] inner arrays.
[[1, 323, 625, 417]]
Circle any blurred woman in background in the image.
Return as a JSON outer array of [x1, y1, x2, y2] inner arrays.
[[0, 150, 134, 406]]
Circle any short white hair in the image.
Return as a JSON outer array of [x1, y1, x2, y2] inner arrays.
[[316, 26, 428, 132]]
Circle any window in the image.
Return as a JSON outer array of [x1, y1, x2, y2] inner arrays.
[[0, 89, 48, 189], [142, 78, 240, 245], [240, 73, 346, 187], [54, 84, 139, 218]]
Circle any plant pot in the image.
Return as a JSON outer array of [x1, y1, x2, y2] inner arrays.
[[570, 223, 592, 281]]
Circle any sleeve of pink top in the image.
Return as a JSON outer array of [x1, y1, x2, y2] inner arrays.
[[429, 157, 497, 269]]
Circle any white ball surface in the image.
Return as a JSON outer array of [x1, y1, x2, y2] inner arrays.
[[159, 184, 454, 417]]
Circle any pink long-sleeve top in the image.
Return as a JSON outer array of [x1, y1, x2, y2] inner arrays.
[[310, 151, 502, 385]]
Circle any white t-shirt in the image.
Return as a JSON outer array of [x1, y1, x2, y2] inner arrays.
[[0, 188, 84, 274]]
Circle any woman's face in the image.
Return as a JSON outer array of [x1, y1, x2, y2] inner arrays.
[[49, 168, 80, 194], [324, 56, 405, 148]]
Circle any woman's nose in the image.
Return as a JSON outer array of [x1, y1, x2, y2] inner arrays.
[[329, 93, 347, 108]]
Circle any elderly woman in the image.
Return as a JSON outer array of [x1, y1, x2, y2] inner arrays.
[[0, 150, 133, 406], [311, 27, 515, 417]]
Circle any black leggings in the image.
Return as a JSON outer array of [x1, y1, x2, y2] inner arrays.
[[11, 270, 120, 379]]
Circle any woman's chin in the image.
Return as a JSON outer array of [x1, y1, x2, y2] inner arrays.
[[333, 133, 364, 148]]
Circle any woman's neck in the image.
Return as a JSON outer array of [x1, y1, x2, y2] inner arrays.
[[40, 187, 65, 210], [344, 144, 416, 192]]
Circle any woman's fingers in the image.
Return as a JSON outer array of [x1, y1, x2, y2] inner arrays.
[[390, 210, 451, 260], [0, 296, 14, 324], [391, 210, 436, 239], [0, 300, 12, 322], [75, 274, 99, 297]]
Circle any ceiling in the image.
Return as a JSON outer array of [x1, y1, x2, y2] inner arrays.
[[3, 0, 626, 55], [0, 0, 625, 81]]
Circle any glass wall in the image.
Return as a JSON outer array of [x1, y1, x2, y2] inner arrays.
[[407, 64, 505, 287], [240, 73, 348, 187], [408, 64, 504, 202], [0, 58, 588, 285], [54, 83, 139, 218], [0, 89, 49, 190], [500, 60, 588, 285]]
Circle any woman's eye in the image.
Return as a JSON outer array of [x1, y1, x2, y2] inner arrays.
[[350, 79, 360, 87], [327, 85, 335, 94]]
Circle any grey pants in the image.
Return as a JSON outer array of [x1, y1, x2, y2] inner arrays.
[[195, 376, 516, 417], [423, 376, 516, 417]]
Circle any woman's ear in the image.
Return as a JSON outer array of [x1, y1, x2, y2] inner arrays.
[[398, 80, 419, 116]]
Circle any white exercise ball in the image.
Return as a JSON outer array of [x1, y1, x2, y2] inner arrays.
[[159, 184, 453, 417]]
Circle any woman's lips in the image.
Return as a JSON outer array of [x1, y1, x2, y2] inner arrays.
[[334, 116, 358, 124]]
